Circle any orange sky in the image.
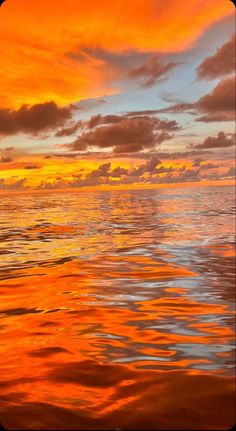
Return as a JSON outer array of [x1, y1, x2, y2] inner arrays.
[[0, 0, 233, 108], [0, 0, 235, 191]]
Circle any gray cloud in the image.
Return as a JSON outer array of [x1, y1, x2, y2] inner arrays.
[[191, 132, 235, 150], [0, 156, 13, 163], [55, 122, 83, 137], [196, 76, 235, 122], [128, 55, 179, 87], [24, 165, 40, 170], [139, 76, 235, 123], [197, 34, 235, 80], [0, 102, 72, 137], [65, 116, 178, 153]]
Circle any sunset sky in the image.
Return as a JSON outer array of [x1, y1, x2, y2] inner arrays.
[[0, 0, 235, 191]]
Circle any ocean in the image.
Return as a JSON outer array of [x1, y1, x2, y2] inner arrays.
[[0, 185, 235, 430]]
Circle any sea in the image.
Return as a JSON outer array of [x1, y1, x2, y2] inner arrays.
[[0, 184, 235, 429]]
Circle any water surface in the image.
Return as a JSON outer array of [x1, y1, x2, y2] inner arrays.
[[0, 185, 235, 429]]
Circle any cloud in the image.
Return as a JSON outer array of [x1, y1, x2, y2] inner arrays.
[[87, 162, 111, 178], [126, 103, 194, 117], [143, 155, 162, 172], [3, 147, 14, 152], [0, 178, 27, 191], [191, 132, 235, 149], [192, 159, 218, 169], [197, 34, 235, 80], [1, 0, 233, 108], [0, 102, 72, 137], [75, 98, 107, 112], [67, 47, 179, 89], [0, 150, 231, 191], [66, 116, 178, 153], [192, 158, 203, 167], [67, 46, 149, 72], [24, 165, 40, 169], [79, 155, 195, 187], [225, 166, 236, 177], [124, 155, 163, 177], [157, 77, 235, 122], [196, 76, 235, 121], [110, 166, 129, 177], [55, 122, 83, 137], [128, 55, 179, 87], [87, 114, 124, 129], [199, 162, 217, 169], [0, 156, 13, 163]]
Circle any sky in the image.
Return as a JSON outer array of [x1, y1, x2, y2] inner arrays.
[[0, 0, 235, 191]]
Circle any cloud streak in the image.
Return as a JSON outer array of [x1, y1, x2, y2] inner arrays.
[[128, 55, 179, 87]]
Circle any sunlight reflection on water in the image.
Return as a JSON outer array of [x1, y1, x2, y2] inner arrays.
[[0, 185, 235, 429]]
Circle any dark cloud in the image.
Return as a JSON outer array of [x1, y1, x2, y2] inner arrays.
[[24, 164, 40, 169], [143, 155, 162, 172], [126, 109, 161, 116], [225, 166, 236, 177], [159, 150, 212, 159], [128, 55, 179, 87], [88, 114, 125, 128], [87, 162, 111, 178], [67, 46, 149, 71], [79, 155, 192, 187], [4, 146, 14, 152], [197, 34, 235, 80], [158, 77, 235, 122], [192, 160, 219, 170], [123, 155, 162, 177], [160, 92, 186, 104], [115, 164, 200, 185], [197, 114, 234, 123], [55, 121, 83, 137], [0, 178, 27, 190], [75, 97, 107, 112], [56, 113, 175, 140], [0, 102, 72, 137], [0, 156, 13, 163], [131, 76, 234, 123], [126, 103, 194, 117], [110, 166, 129, 177], [199, 162, 217, 169], [66, 116, 178, 153], [196, 76, 235, 122], [192, 158, 203, 167], [157, 103, 195, 115], [191, 132, 235, 150], [68, 47, 179, 88], [54, 153, 79, 159]]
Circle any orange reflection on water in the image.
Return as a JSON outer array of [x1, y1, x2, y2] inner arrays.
[[0, 186, 235, 429]]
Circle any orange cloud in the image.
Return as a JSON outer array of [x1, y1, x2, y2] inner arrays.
[[0, 0, 233, 108]]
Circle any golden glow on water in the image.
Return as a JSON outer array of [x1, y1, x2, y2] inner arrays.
[[0, 186, 235, 429]]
